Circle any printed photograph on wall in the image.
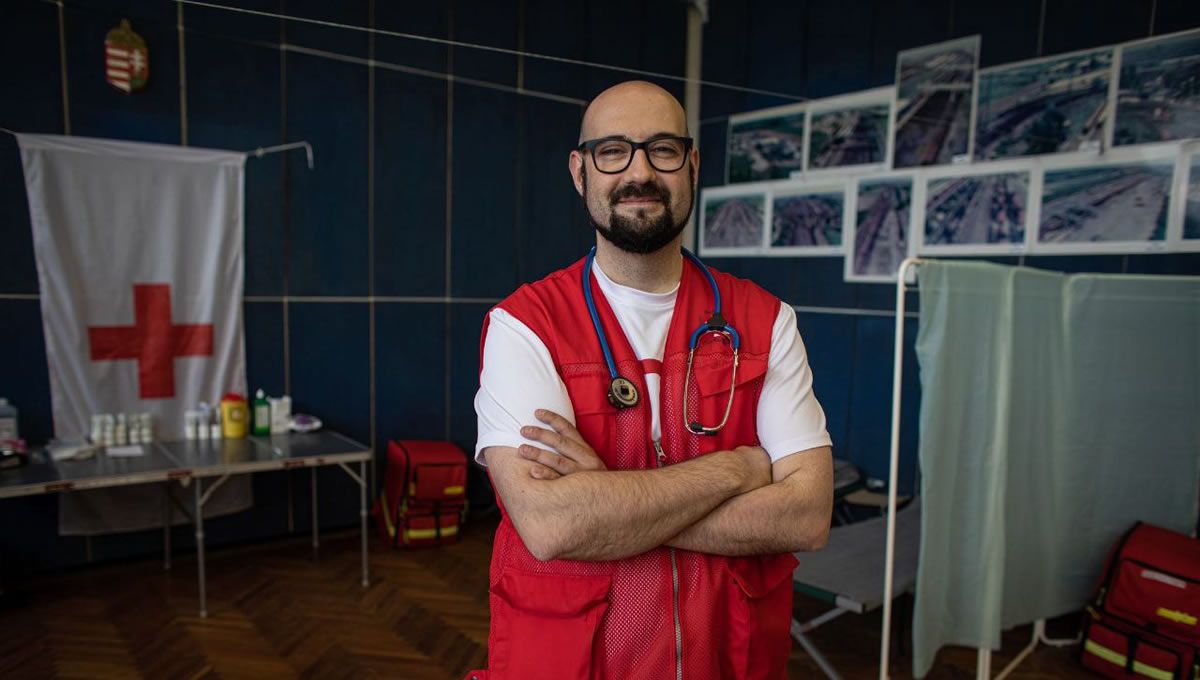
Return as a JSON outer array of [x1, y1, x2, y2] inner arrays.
[[726, 105, 807, 183], [700, 186, 768, 255], [1114, 29, 1200, 146], [770, 184, 844, 254], [975, 49, 1112, 161], [921, 171, 1029, 252], [806, 89, 892, 171], [893, 36, 980, 168], [1037, 159, 1174, 248], [847, 177, 912, 281]]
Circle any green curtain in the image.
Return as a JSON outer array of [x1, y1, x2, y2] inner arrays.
[[911, 261, 1200, 678]]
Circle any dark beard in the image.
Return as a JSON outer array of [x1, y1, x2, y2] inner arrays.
[[583, 166, 694, 255]]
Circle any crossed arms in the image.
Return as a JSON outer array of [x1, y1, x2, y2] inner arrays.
[[483, 409, 833, 562]]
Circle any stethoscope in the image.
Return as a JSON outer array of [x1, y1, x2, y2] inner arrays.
[[582, 246, 740, 436]]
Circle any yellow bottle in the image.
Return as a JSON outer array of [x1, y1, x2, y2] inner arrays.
[[219, 393, 249, 439]]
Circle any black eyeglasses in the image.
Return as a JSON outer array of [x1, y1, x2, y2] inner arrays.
[[577, 135, 694, 174]]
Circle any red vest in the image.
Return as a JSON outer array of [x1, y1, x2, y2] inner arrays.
[[479, 257, 798, 680]]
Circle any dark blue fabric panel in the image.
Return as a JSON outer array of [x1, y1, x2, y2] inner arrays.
[[1023, 254, 1125, 274], [700, 0, 751, 119], [373, 70, 447, 297], [846, 315, 921, 495], [517, 98, 591, 285], [521, 0, 590, 102], [794, 312, 857, 456], [638, 0, 688, 103], [0, 495, 82, 576], [283, 0, 369, 58], [1041, 0, 1154, 56], [0, 2, 61, 294], [450, 87, 519, 298], [184, 0, 278, 40], [699, 120, 727, 190], [792, 258, 857, 308], [374, 303, 448, 444], [374, 0, 448, 73], [0, 300, 53, 445], [244, 301, 285, 397], [743, 0, 807, 108], [185, 24, 285, 297], [1125, 253, 1200, 275], [285, 52, 368, 296], [866, 0, 954, 88], [953, 0, 1040, 67], [804, 0, 874, 99], [451, 0, 518, 87], [287, 302, 370, 445], [448, 303, 491, 454], [65, 0, 180, 143], [703, 258, 797, 303], [1152, 1, 1200, 35]]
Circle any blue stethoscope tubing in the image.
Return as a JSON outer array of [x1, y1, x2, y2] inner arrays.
[[581, 246, 741, 435]]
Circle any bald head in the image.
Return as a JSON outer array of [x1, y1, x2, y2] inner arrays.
[[579, 81, 689, 143]]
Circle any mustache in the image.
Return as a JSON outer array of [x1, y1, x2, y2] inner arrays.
[[609, 182, 670, 205]]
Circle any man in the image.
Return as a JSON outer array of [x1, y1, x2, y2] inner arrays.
[[469, 81, 833, 680]]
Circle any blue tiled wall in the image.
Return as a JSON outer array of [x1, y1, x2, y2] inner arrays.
[[1, 0, 1198, 575]]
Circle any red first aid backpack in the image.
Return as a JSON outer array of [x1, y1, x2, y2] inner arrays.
[[1082, 522, 1200, 680], [373, 440, 468, 548]]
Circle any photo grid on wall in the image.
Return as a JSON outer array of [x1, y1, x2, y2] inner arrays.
[[705, 27, 1200, 281]]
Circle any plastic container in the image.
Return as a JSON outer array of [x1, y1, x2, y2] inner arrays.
[[219, 393, 248, 439], [269, 396, 292, 434], [0, 398, 18, 440]]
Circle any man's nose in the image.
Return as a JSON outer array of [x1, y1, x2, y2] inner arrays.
[[624, 147, 655, 182]]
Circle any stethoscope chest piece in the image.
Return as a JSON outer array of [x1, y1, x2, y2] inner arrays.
[[608, 376, 640, 409]]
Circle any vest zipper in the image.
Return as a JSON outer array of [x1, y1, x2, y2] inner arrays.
[[654, 439, 683, 680]]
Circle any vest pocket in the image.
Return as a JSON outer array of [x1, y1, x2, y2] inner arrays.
[[723, 553, 798, 679], [489, 568, 612, 680]]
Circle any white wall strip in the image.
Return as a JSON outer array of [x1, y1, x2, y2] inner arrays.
[[56, 0, 70, 134]]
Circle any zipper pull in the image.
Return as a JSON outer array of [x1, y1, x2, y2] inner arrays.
[[653, 440, 666, 467]]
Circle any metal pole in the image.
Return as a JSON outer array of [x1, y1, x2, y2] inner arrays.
[[311, 466, 319, 558], [879, 257, 921, 680], [163, 483, 172, 571], [360, 459, 369, 587], [194, 478, 207, 618]]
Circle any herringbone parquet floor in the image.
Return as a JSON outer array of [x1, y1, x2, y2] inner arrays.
[[0, 513, 1091, 679]]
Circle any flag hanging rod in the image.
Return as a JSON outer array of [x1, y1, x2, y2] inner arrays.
[[250, 141, 314, 169], [0, 127, 314, 170]]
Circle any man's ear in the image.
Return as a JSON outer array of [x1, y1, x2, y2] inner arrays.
[[690, 147, 700, 188], [569, 151, 585, 196]]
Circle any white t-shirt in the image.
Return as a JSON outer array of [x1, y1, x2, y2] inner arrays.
[[474, 260, 831, 465]]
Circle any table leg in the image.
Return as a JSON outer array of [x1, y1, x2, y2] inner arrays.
[[360, 459, 369, 587], [194, 478, 207, 618], [311, 466, 319, 558], [162, 483, 172, 571]]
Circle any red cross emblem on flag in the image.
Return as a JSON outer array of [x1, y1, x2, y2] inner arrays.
[[105, 19, 149, 94], [88, 284, 214, 400]]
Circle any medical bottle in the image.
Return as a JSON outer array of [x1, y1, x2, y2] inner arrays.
[[252, 389, 271, 436], [0, 398, 17, 440]]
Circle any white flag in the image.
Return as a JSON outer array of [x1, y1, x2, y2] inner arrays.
[[19, 134, 251, 534]]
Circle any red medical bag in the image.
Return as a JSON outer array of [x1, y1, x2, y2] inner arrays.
[[1081, 522, 1200, 679], [373, 440, 468, 548]]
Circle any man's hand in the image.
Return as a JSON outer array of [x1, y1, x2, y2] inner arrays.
[[517, 409, 606, 479]]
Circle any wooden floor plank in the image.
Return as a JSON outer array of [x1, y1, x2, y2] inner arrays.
[[0, 514, 1093, 679]]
